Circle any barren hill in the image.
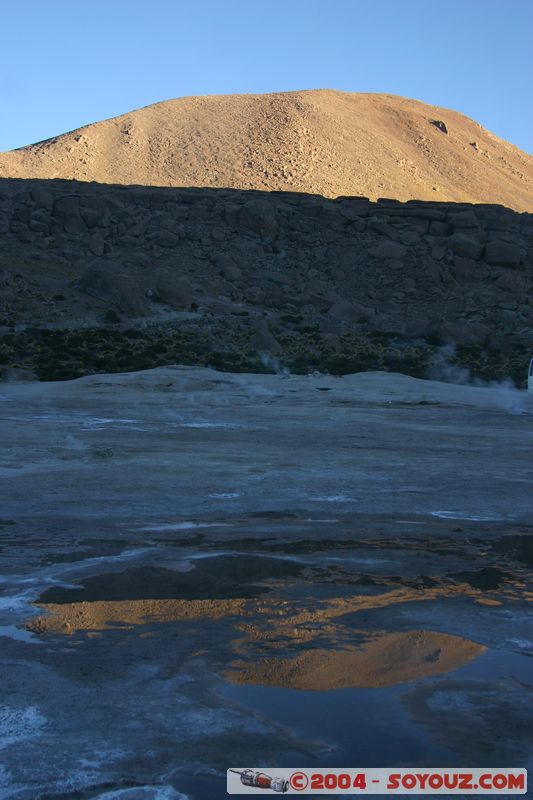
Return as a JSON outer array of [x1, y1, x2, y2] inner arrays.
[[1, 90, 532, 211]]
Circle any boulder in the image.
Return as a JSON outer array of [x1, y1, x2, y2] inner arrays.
[[366, 218, 397, 238], [400, 230, 421, 245], [214, 253, 243, 281], [494, 270, 527, 292], [446, 233, 483, 260], [429, 220, 450, 237], [336, 199, 370, 220], [239, 199, 278, 239], [368, 241, 407, 259], [448, 210, 479, 228], [431, 245, 447, 261], [128, 217, 150, 237], [231, 238, 265, 262], [328, 299, 374, 324], [451, 256, 478, 283], [485, 333, 514, 353], [263, 271, 291, 285], [484, 240, 522, 268], [244, 286, 265, 303], [53, 195, 86, 234], [388, 205, 445, 221], [250, 328, 280, 351], [63, 209, 85, 234], [224, 203, 241, 228], [80, 206, 105, 228], [30, 188, 54, 211], [79, 197, 111, 228], [77, 266, 150, 316], [405, 318, 432, 337], [89, 232, 106, 256], [223, 263, 242, 282], [424, 319, 489, 346], [154, 232, 181, 248], [27, 207, 51, 234], [124, 252, 153, 268], [431, 119, 448, 134], [12, 206, 31, 224], [53, 195, 80, 215], [29, 219, 50, 234], [155, 275, 193, 308]]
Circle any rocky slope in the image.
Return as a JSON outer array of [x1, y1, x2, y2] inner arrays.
[[1, 91, 532, 211], [1, 178, 531, 384]]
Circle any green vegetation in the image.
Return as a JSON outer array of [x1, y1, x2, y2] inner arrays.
[[279, 331, 431, 378], [448, 344, 530, 388], [0, 325, 527, 385], [0, 327, 273, 381]]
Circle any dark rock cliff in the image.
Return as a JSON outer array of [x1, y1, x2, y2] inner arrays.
[[0, 179, 531, 383]]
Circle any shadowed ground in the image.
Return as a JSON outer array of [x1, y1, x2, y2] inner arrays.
[[0, 367, 532, 798]]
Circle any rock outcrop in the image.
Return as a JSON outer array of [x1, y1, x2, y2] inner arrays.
[[0, 178, 531, 383]]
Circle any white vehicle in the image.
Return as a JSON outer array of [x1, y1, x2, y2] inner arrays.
[[529, 358, 533, 393]]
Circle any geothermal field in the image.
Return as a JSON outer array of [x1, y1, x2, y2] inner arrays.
[[0, 86, 532, 799], [0, 366, 532, 798]]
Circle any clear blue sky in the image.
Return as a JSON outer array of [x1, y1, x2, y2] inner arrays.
[[1, 0, 532, 153]]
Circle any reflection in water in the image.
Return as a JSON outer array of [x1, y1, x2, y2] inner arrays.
[[26, 598, 247, 633], [25, 536, 532, 700], [26, 582, 487, 691], [26, 582, 494, 636], [224, 630, 486, 690]]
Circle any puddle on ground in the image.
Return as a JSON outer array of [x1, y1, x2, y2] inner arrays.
[[3, 525, 532, 799]]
